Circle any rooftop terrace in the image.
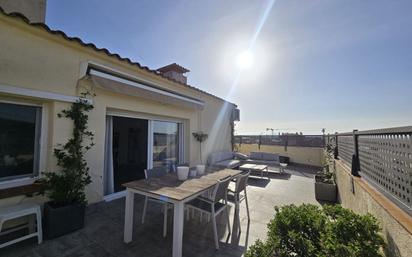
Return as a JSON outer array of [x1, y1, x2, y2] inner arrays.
[[1, 165, 319, 257]]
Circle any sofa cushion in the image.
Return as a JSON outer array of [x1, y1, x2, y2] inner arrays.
[[207, 151, 234, 165], [245, 159, 278, 165], [215, 159, 241, 169], [220, 151, 234, 161], [261, 153, 279, 162], [249, 152, 263, 160], [249, 152, 279, 161], [233, 152, 248, 160]]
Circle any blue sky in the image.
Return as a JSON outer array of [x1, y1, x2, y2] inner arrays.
[[46, 0, 412, 135]]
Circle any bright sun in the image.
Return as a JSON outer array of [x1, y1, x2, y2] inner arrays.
[[236, 50, 255, 70]]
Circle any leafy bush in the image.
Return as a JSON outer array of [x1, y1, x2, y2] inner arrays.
[[317, 151, 335, 184], [322, 205, 384, 257], [245, 204, 384, 257], [39, 94, 94, 206], [315, 170, 334, 184]]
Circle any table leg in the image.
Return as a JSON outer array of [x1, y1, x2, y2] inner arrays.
[[173, 201, 185, 257], [124, 189, 134, 243]]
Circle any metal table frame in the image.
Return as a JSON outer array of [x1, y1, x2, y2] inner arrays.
[[123, 169, 241, 257], [239, 164, 269, 179]]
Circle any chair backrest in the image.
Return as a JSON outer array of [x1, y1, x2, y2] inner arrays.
[[235, 171, 250, 193], [211, 176, 232, 203], [144, 166, 169, 179]]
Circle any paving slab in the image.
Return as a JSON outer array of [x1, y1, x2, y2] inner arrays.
[[0, 165, 319, 257]]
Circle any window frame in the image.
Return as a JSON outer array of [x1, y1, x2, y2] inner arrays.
[[150, 120, 183, 170], [106, 110, 186, 170], [0, 100, 45, 189]]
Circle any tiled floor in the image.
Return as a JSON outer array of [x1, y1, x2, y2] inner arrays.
[[1, 165, 320, 257]]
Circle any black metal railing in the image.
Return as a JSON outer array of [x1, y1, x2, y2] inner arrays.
[[235, 134, 325, 148], [326, 126, 412, 215]]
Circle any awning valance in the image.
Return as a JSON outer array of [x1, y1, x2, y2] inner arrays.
[[88, 68, 204, 110]]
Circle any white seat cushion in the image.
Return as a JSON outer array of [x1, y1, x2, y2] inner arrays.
[[215, 159, 241, 169], [0, 202, 40, 220]]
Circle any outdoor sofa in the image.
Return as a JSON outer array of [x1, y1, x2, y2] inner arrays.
[[207, 151, 285, 169], [244, 152, 280, 166], [206, 151, 243, 169]]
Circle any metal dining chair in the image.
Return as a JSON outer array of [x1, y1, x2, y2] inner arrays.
[[186, 176, 232, 250], [141, 166, 172, 238], [228, 171, 250, 234]]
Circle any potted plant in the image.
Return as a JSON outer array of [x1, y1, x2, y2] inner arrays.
[[245, 204, 384, 257], [315, 153, 337, 203], [192, 131, 208, 164], [39, 93, 94, 238]]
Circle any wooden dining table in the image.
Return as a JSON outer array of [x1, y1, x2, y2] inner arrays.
[[123, 168, 242, 257]]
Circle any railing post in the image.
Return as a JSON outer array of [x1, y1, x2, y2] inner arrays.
[[351, 129, 361, 177], [334, 132, 339, 159]]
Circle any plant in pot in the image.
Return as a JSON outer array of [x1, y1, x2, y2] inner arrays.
[[315, 152, 337, 203], [192, 131, 208, 164], [245, 204, 384, 257], [39, 94, 94, 238]]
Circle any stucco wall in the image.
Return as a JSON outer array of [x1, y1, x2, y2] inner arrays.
[[0, 14, 235, 205], [236, 143, 323, 167], [334, 160, 412, 257]]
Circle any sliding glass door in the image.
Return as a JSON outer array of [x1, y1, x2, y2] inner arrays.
[[152, 121, 180, 171], [104, 115, 184, 196], [112, 116, 148, 193]]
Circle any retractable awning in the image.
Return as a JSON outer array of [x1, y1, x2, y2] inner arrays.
[[88, 68, 204, 110]]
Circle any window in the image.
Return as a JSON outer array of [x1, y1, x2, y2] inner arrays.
[[152, 121, 180, 171], [0, 102, 41, 182]]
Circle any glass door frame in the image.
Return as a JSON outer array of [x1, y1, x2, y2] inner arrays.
[[147, 119, 185, 170], [104, 112, 185, 201], [106, 111, 185, 171]]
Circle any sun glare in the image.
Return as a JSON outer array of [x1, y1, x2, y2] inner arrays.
[[236, 50, 254, 70]]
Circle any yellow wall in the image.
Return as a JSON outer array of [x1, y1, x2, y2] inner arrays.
[[236, 144, 323, 167], [334, 160, 412, 257], [0, 15, 236, 204]]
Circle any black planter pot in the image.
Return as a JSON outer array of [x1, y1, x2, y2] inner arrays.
[[279, 156, 290, 164], [43, 202, 85, 239], [314, 175, 337, 203]]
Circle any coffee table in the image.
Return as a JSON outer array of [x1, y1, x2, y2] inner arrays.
[[239, 164, 269, 179]]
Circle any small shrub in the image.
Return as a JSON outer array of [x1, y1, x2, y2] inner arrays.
[[268, 204, 326, 257], [245, 204, 384, 257], [245, 240, 273, 257], [322, 205, 384, 257], [39, 93, 94, 206]]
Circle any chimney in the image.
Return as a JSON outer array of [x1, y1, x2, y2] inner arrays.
[[157, 63, 190, 84], [0, 0, 47, 23]]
